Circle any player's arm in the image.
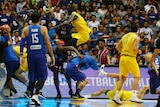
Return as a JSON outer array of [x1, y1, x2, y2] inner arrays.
[[41, 26, 55, 65], [62, 46, 83, 58], [6, 25, 12, 45], [133, 36, 141, 54], [116, 39, 122, 53], [20, 27, 28, 64], [51, 14, 78, 29]]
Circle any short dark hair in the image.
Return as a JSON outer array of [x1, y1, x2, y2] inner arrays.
[[67, 5, 75, 15], [130, 23, 138, 32], [98, 38, 105, 43], [31, 11, 40, 23]]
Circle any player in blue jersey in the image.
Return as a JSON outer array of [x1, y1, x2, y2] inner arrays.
[[145, 45, 160, 95], [55, 46, 99, 99], [20, 11, 55, 106]]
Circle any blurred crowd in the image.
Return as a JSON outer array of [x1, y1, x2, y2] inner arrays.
[[0, 0, 160, 66]]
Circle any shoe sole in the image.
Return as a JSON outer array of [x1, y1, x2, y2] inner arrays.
[[31, 99, 41, 106], [130, 100, 143, 103], [112, 99, 122, 105], [38, 94, 46, 99]]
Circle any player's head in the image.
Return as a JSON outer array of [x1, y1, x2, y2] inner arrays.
[[31, 11, 40, 23], [67, 5, 75, 15], [130, 23, 138, 32]]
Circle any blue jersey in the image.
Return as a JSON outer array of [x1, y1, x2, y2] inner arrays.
[[0, 35, 19, 61], [71, 55, 98, 70], [154, 55, 160, 70], [26, 25, 46, 54]]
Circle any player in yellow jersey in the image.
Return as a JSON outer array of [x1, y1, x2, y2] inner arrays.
[[112, 24, 142, 104], [13, 45, 28, 86], [84, 65, 149, 100], [51, 5, 91, 47]]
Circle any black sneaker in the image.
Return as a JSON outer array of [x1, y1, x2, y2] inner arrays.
[[38, 91, 46, 99], [55, 94, 61, 100], [72, 94, 84, 99], [69, 90, 74, 98], [24, 91, 31, 98]]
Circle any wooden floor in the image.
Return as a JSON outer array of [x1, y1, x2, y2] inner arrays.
[[0, 98, 157, 107]]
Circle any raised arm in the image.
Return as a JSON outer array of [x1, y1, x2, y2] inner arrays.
[[51, 14, 78, 29]]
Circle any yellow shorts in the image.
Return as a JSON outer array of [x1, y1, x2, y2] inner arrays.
[[119, 56, 140, 77], [72, 32, 89, 46], [20, 58, 28, 72]]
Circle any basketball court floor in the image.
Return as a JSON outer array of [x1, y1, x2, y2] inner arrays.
[[0, 98, 157, 107]]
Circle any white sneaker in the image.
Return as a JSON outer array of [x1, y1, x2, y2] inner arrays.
[[31, 95, 41, 106], [30, 99, 35, 105], [112, 95, 122, 105], [98, 65, 107, 76], [130, 96, 143, 103]]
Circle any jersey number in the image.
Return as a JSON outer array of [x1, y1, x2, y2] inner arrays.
[[32, 33, 39, 43]]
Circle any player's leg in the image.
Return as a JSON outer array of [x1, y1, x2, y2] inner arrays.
[[74, 79, 88, 98], [66, 61, 88, 98], [137, 86, 149, 99], [129, 57, 142, 103], [31, 54, 48, 106], [64, 73, 74, 97], [14, 68, 28, 86], [53, 69, 61, 99]]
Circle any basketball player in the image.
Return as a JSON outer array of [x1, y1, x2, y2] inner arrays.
[[144, 45, 160, 94], [112, 23, 142, 104], [20, 11, 55, 106], [55, 46, 98, 99], [85, 65, 149, 100], [0, 25, 12, 99], [51, 5, 91, 47]]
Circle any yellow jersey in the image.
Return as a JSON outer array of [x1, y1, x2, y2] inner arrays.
[[71, 12, 91, 34], [121, 33, 137, 57], [13, 46, 27, 58]]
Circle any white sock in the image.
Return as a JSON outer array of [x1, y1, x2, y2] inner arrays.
[[132, 90, 137, 97], [115, 90, 120, 97]]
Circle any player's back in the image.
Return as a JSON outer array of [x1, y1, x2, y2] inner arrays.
[[26, 25, 46, 54], [71, 12, 91, 34], [121, 32, 137, 57]]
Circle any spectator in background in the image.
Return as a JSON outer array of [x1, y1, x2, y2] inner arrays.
[[139, 21, 154, 41], [89, 27, 100, 48], [90, 6, 101, 21], [82, 43, 90, 55], [0, 9, 12, 26], [97, 24, 104, 36], [148, 7, 158, 24], [16, 0, 26, 13], [54, 5, 64, 21], [40, 11, 48, 26], [11, 12, 19, 32], [113, 26, 124, 40], [98, 3, 107, 17], [144, 0, 158, 14], [121, 14, 129, 27], [51, 0, 60, 6], [149, 20, 160, 39], [79, 1, 85, 11], [43, 1, 54, 14], [106, 31, 116, 51], [98, 38, 111, 65], [88, 15, 100, 30], [118, 4, 127, 18], [84, 1, 92, 12], [12, 31, 21, 45], [48, 12, 60, 27]]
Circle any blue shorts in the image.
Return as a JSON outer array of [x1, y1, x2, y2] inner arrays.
[[27, 54, 48, 82], [5, 60, 20, 77], [66, 61, 86, 81], [148, 69, 160, 89]]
